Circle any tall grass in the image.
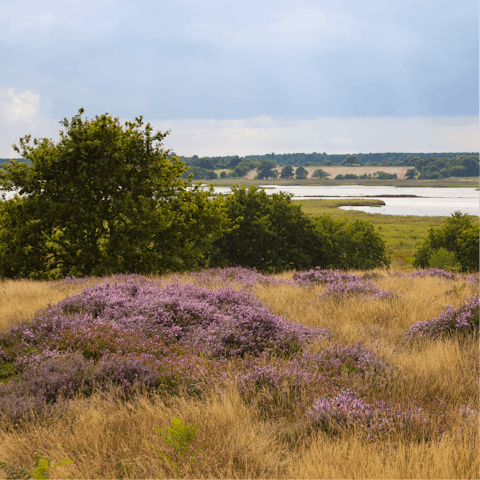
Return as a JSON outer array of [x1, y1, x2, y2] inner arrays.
[[0, 268, 478, 479]]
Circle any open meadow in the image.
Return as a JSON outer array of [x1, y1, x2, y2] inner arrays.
[[0, 267, 478, 479]]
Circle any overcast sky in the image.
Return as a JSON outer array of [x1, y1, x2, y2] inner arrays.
[[0, 0, 478, 157]]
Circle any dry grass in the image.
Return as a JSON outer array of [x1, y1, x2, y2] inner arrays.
[[0, 269, 478, 479]]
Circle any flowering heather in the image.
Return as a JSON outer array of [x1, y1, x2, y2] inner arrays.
[[404, 295, 479, 341], [293, 268, 361, 286], [307, 389, 433, 440], [188, 267, 292, 288], [317, 278, 397, 301], [0, 277, 334, 420], [293, 343, 393, 390], [292, 268, 396, 300], [388, 268, 457, 280], [2, 280, 328, 361]]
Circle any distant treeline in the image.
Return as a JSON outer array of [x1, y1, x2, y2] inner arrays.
[[173, 152, 478, 168], [169, 152, 479, 180]]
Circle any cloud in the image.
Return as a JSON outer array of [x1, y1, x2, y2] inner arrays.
[[0, 87, 58, 157], [151, 116, 479, 157], [276, 8, 327, 32]]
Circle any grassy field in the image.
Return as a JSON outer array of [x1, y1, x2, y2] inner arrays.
[[0, 269, 478, 479], [209, 177, 479, 188], [291, 199, 479, 270]]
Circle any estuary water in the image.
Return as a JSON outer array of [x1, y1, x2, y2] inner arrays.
[[212, 185, 479, 217]]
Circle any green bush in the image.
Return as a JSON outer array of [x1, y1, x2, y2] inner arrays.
[[208, 186, 317, 272], [427, 248, 461, 272], [208, 186, 391, 272], [413, 211, 479, 272], [312, 215, 391, 270]]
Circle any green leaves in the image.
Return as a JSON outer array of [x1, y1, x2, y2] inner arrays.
[[413, 211, 479, 272], [149, 417, 201, 474], [0, 453, 71, 479], [0, 109, 229, 279]]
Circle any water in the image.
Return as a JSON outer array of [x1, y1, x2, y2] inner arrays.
[[212, 185, 479, 217]]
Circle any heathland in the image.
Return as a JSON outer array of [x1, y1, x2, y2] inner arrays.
[[0, 268, 478, 479]]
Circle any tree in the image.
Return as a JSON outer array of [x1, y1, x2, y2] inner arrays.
[[220, 171, 227, 178], [342, 154, 359, 166], [413, 211, 479, 272], [182, 166, 218, 179], [335, 174, 345, 180], [0, 109, 228, 279], [256, 160, 278, 179], [312, 169, 329, 179], [194, 158, 215, 170], [208, 186, 319, 272], [311, 215, 391, 270], [280, 165, 294, 179], [295, 166, 308, 179], [405, 168, 417, 179]]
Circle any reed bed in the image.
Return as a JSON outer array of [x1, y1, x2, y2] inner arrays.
[[0, 267, 478, 479]]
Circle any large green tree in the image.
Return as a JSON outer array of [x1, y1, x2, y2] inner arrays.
[[0, 109, 228, 279]]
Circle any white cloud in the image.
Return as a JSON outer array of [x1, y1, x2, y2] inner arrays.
[[0, 87, 58, 157], [276, 8, 326, 32], [150, 116, 479, 157]]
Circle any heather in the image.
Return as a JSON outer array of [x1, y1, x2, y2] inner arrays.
[[0, 268, 478, 479]]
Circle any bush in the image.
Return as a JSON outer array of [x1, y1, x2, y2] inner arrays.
[[428, 248, 461, 272], [312, 215, 391, 270], [208, 186, 319, 272], [312, 169, 329, 179], [413, 211, 479, 272], [335, 174, 345, 180]]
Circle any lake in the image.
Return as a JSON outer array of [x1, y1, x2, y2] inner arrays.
[[211, 185, 479, 217]]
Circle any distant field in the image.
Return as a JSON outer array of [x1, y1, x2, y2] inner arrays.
[[244, 166, 409, 179]]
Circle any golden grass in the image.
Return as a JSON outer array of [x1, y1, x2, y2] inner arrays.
[[0, 270, 478, 479]]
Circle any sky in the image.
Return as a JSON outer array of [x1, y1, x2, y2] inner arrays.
[[0, 0, 478, 158]]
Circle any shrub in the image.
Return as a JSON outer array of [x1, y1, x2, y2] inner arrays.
[[428, 248, 461, 272], [207, 186, 319, 272], [312, 216, 391, 270], [413, 211, 479, 272], [404, 295, 479, 341]]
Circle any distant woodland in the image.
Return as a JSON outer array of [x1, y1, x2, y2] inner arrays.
[[2, 152, 478, 180]]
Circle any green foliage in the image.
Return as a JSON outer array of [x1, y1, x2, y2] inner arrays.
[[405, 168, 417, 179], [335, 174, 344, 180], [311, 168, 329, 179], [181, 166, 218, 179], [0, 109, 228, 279], [280, 165, 294, 179], [219, 170, 227, 178], [0, 453, 71, 479], [312, 215, 391, 270], [374, 171, 397, 180], [413, 211, 479, 272], [149, 417, 201, 474], [208, 186, 390, 272], [208, 186, 319, 272], [295, 166, 308, 179], [427, 248, 461, 272], [256, 160, 278, 179]]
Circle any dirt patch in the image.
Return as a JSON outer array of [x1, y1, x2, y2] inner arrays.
[[244, 166, 409, 180]]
